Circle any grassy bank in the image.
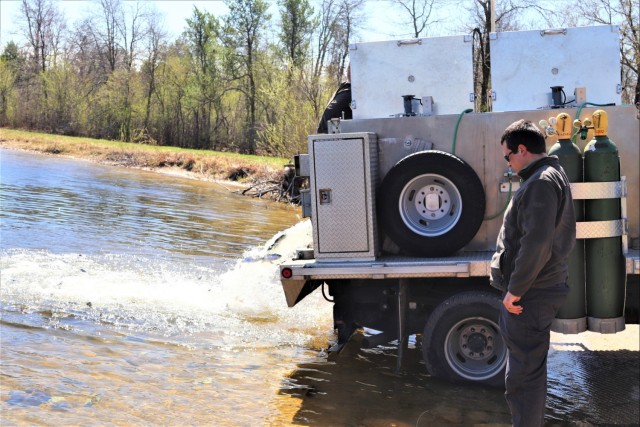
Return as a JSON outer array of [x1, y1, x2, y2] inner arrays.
[[0, 128, 292, 193]]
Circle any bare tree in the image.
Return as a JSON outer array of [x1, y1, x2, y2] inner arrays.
[[463, 0, 555, 111], [334, 0, 364, 78], [92, 0, 124, 73], [305, 0, 363, 119], [67, 19, 106, 96], [119, 1, 147, 71], [393, 0, 441, 38], [571, 0, 639, 104], [19, 0, 65, 73]]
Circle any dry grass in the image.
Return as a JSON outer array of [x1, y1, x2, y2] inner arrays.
[[0, 128, 290, 186]]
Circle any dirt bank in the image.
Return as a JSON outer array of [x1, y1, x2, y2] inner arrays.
[[0, 130, 295, 202]]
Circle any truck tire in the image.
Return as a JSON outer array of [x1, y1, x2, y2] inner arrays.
[[422, 291, 506, 387], [378, 150, 485, 257]]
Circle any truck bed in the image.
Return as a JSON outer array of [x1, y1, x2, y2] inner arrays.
[[282, 249, 640, 281]]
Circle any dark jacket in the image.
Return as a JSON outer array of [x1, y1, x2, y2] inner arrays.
[[490, 156, 576, 296], [317, 82, 352, 133]]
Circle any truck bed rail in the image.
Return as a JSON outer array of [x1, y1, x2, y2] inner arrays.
[[282, 249, 640, 281]]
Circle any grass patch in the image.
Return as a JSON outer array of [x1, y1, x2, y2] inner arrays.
[[0, 128, 291, 184]]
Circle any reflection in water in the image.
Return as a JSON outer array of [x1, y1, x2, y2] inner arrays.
[[0, 149, 638, 425], [278, 334, 512, 426], [0, 149, 298, 263], [278, 334, 639, 426]]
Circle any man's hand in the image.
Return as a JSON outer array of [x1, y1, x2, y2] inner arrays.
[[503, 291, 523, 315]]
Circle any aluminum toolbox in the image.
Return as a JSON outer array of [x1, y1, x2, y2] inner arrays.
[[490, 25, 621, 112], [349, 35, 474, 119], [308, 133, 379, 260]]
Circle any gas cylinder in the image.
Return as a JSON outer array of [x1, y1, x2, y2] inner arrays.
[[583, 109, 626, 333], [548, 112, 586, 333]]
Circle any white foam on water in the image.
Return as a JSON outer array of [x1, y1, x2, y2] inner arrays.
[[0, 220, 332, 349]]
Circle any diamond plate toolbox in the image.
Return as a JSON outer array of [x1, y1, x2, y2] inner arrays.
[[308, 132, 379, 261]]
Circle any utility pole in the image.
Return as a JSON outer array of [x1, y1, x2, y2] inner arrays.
[[490, 0, 495, 33]]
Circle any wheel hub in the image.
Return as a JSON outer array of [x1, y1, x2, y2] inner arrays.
[[414, 184, 450, 220], [399, 173, 463, 237], [459, 325, 495, 360]]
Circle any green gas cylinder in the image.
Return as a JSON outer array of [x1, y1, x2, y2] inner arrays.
[[548, 112, 586, 334], [583, 109, 626, 333]]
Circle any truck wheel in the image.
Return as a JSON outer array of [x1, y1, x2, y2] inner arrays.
[[422, 291, 506, 387], [378, 150, 485, 257]]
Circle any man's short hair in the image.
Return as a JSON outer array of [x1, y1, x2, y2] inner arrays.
[[501, 119, 546, 154]]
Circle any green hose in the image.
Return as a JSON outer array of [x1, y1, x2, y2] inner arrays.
[[484, 170, 514, 220], [449, 107, 512, 220], [451, 108, 474, 155]]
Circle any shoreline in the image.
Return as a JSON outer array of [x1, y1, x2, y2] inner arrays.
[[1, 143, 248, 189], [0, 136, 291, 201]]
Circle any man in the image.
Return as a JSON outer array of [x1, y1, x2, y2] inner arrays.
[[317, 64, 351, 133], [490, 119, 576, 427]]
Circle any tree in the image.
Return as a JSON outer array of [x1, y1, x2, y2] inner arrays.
[[184, 6, 223, 149], [118, 2, 148, 141], [0, 48, 19, 125], [393, 0, 441, 38], [304, 0, 362, 123], [278, 0, 316, 69], [463, 0, 554, 111], [19, 0, 65, 73], [153, 40, 192, 147], [571, 0, 639, 104], [327, 0, 364, 82], [141, 9, 167, 136], [94, 0, 123, 73], [224, 0, 271, 154]]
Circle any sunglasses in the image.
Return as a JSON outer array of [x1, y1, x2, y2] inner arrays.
[[504, 151, 515, 162]]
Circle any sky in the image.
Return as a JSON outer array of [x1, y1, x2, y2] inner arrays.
[[0, 0, 428, 49]]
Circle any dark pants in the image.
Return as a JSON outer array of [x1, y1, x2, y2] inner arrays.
[[499, 284, 569, 427]]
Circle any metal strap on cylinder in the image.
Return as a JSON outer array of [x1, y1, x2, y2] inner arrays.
[[576, 219, 626, 239], [570, 180, 626, 200]]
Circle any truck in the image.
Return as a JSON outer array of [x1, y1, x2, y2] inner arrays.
[[277, 25, 639, 386]]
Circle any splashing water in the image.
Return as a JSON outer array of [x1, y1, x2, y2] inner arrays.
[[1, 220, 327, 350]]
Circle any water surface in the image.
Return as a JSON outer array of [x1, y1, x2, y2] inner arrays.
[[1, 149, 637, 426]]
